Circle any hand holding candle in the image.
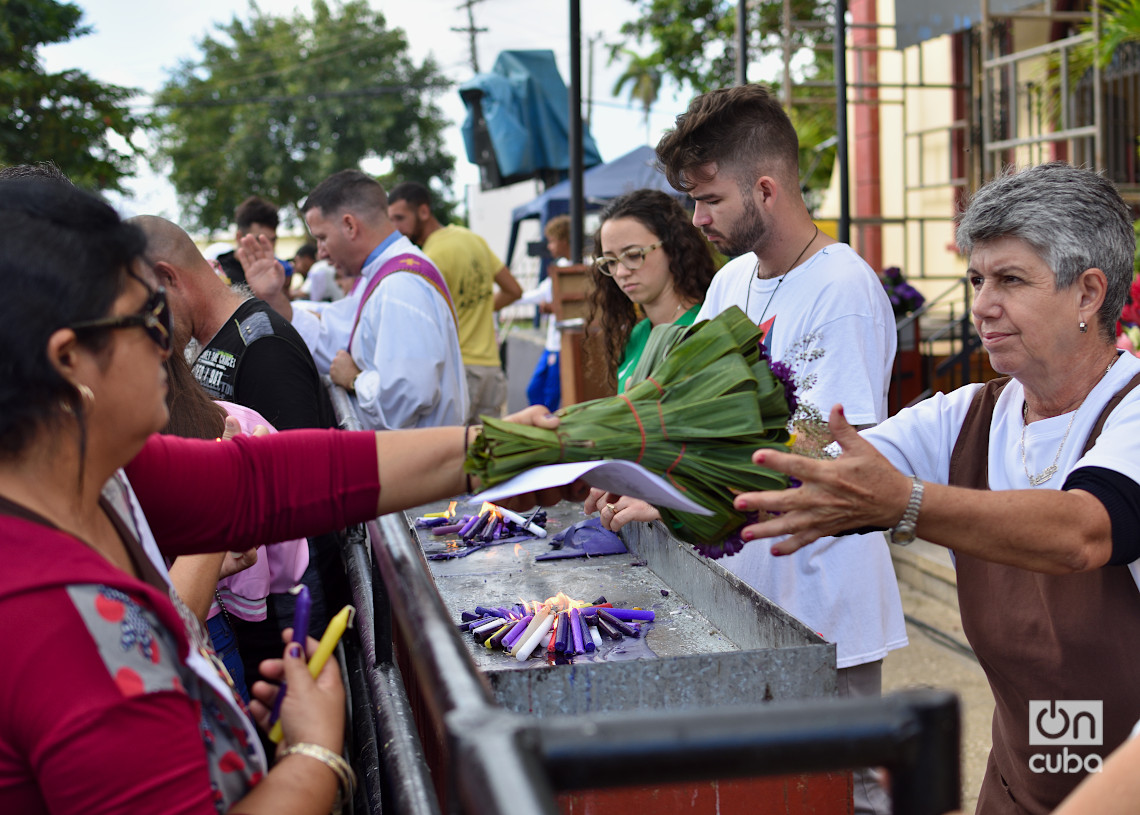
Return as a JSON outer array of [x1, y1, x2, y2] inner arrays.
[[269, 604, 355, 744], [267, 584, 311, 732]]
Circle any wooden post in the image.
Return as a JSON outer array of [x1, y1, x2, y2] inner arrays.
[[549, 264, 615, 405]]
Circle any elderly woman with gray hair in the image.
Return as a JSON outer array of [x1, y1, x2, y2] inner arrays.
[[732, 162, 1140, 814]]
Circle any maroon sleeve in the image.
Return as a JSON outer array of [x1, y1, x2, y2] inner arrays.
[[125, 429, 380, 556], [0, 589, 218, 815]]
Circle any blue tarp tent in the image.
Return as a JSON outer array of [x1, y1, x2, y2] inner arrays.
[[505, 145, 687, 263], [460, 50, 603, 189]]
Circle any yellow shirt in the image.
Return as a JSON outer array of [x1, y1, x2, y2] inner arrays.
[[422, 225, 504, 367]]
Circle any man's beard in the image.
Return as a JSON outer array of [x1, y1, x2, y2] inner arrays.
[[410, 216, 428, 246], [712, 193, 767, 258]]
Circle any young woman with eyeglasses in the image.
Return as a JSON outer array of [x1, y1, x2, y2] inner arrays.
[[587, 189, 719, 393], [0, 177, 573, 815]]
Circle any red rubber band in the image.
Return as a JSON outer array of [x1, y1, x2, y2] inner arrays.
[[664, 443, 687, 491], [620, 394, 647, 463]]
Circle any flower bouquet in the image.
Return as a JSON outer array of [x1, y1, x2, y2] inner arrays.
[[880, 266, 925, 318], [465, 306, 797, 558]]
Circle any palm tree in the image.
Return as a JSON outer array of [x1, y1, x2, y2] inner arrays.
[[611, 48, 663, 144], [1039, 0, 1140, 124]]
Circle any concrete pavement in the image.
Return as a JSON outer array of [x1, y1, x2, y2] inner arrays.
[[885, 542, 994, 815]]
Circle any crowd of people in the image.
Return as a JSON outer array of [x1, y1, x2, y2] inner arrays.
[[3, 77, 1140, 815]]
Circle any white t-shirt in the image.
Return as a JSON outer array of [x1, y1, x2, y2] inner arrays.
[[698, 243, 907, 669], [862, 350, 1140, 590]]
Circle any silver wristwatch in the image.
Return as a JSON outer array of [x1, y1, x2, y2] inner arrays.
[[890, 475, 924, 545]]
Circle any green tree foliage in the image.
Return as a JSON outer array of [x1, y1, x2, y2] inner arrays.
[[0, 0, 145, 190], [611, 48, 663, 140], [614, 0, 837, 202], [153, 0, 455, 232], [1038, 1, 1140, 150]]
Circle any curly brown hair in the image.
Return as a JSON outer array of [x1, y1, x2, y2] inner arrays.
[[587, 189, 718, 386], [655, 83, 800, 193]]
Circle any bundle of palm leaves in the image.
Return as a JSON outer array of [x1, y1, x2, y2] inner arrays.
[[465, 307, 798, 558]]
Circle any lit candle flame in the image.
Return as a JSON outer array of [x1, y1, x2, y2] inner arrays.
[[541, 591, 582, 613]]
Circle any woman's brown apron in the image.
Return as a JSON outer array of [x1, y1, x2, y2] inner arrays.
[[949, 375, 1140, 814]]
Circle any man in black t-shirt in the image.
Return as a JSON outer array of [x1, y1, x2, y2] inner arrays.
[[133, 216, 334, 431], [132, 216, 346, 727]]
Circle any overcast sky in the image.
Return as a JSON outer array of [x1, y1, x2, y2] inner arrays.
[[40, 0, 690, 223]]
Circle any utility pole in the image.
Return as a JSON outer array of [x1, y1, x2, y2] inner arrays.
[[735, 1, 748, 85], [452, 0, 488, 74]]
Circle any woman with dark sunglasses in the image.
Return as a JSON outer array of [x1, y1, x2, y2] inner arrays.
[[0, 177, 571, 815], [586, 189, 719, 394]]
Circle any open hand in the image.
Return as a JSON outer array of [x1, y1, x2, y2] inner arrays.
[[733, 405, 912, 555]]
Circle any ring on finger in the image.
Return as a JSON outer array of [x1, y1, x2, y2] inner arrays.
[[604, 503, 616, 514]]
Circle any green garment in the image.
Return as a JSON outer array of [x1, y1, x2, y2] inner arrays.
[[615, 304, 702, 393]]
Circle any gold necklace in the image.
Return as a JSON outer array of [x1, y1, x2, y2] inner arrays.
[[745, 224, 820, 324], [1020, 356, 1116, 486]]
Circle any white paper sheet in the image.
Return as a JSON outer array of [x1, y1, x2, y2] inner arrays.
[[471, 459, 713, 515]]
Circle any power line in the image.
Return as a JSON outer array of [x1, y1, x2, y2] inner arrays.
[[151, 82, 452, 110]]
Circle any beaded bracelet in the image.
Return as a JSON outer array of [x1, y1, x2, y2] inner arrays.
[[279, 742, 356, 799]]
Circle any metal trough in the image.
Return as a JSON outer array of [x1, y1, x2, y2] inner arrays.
[[419, 499, 836, 717]]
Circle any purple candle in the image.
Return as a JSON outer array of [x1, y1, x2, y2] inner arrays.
[[462, 615, 498, 631], [432, 522, 466, 536], [604, 608, 655, 622], [463, 512, 490, 540], [473, 618, 506, 642], [501, 615, 533, 650], [460, 610, 479, 623], [554, 612, 570, 654], [457, 513, 481, 537], [486, 621, 514, 650], [597, 608, 639, 638], [569, 608, 586, 654]]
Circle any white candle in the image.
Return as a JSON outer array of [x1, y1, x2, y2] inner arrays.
[[515, 612, 557, 661], [589, 624, 604, 649], [509, 605, 550, 657]]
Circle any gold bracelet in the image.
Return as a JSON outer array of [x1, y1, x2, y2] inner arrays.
[[279, 742, 356, 799]]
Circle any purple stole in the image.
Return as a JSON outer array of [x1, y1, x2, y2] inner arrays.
[[347, 253, 458, 350]]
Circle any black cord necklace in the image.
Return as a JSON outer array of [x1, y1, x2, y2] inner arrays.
[[745, 224, 821, 324]]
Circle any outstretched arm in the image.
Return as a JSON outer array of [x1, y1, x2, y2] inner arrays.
[[735, 405, 1114, 573], [129, 407, 584, 555]]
